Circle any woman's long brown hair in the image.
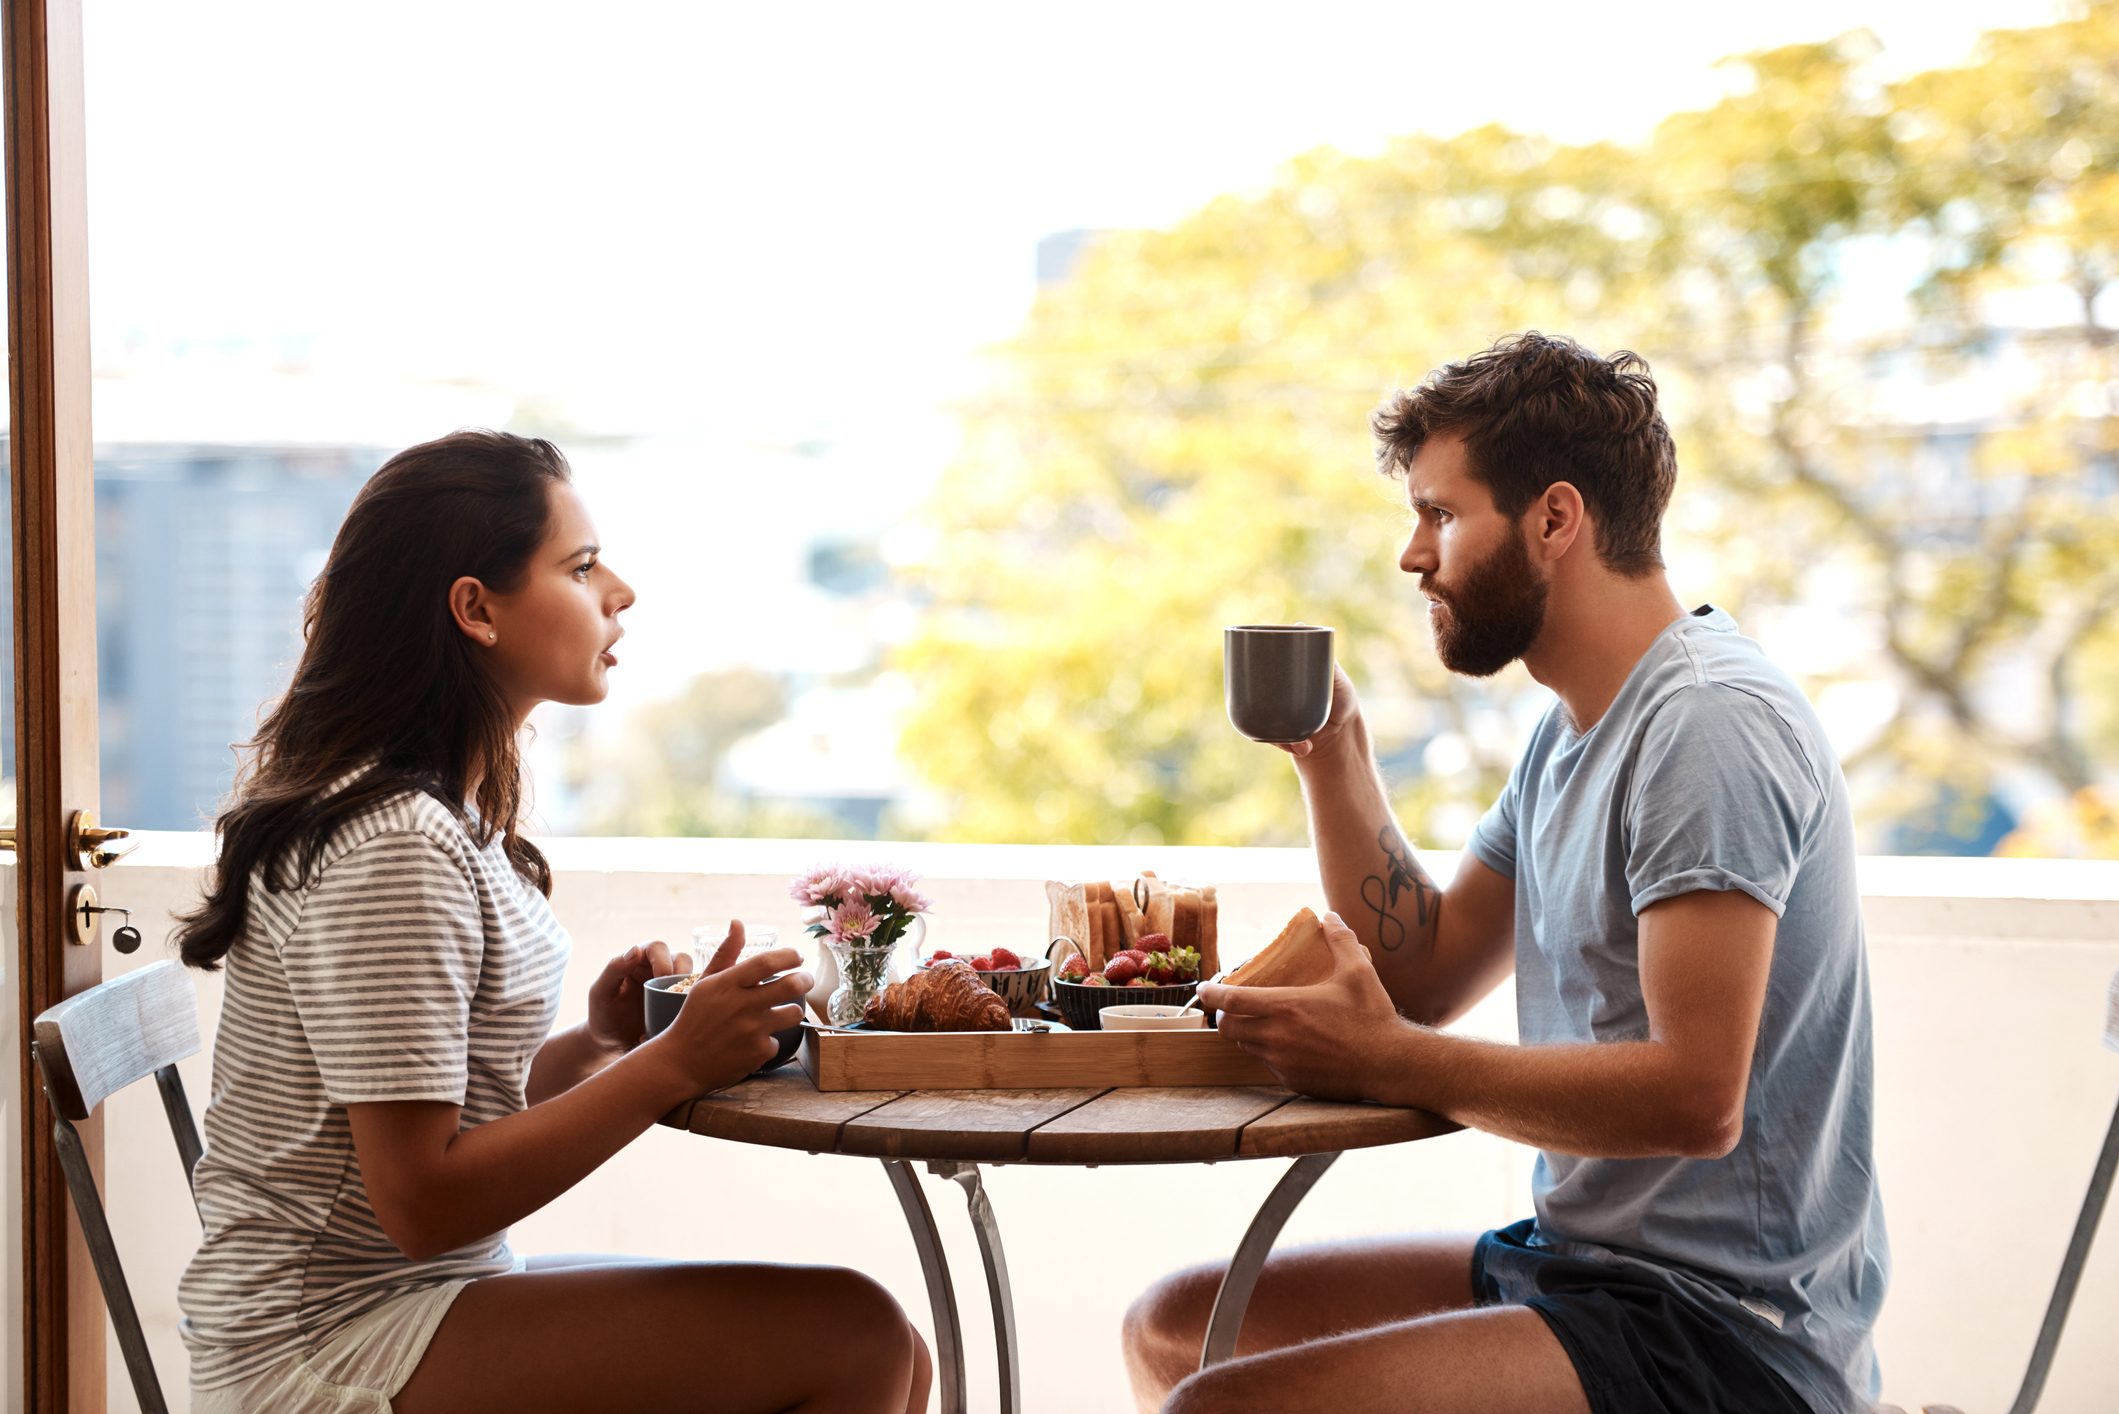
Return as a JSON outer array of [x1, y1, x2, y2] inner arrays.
[[175, 429, 567, 970]]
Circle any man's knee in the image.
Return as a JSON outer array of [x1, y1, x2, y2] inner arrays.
[[1124, 1261, 1226, 1364], [1163, 1362, 1258, 1414]]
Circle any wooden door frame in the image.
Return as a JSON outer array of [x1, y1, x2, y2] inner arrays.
[[6, 0, 106, 1409]]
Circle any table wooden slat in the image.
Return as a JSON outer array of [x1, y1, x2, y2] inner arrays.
[[1236, 1097, 1460, 1157], [1025, 1087, 1294, 1164], [669, 1070, 1458, 1167], [683, 1067, 906, 1152], [840, 1088, 1111, 1162]]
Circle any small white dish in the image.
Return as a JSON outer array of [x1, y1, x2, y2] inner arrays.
[[1097, 1004, 1207, 1031]]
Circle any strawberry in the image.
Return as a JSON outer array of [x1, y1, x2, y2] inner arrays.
[[1136, 933, 1170, 952], [1145, 952, 1177, 985], [928, 950, 954, 961], [1083, 973, 1112, 988], [969, 955, 995, 971], [1120, 948, 1151, 966], [1126, 976, 1150, 987], [1057, 954, 1090, 982], [1104, 953, 1144, 984], [990, 947, 1023, 969]]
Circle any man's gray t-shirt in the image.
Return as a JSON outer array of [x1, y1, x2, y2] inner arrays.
[[1465, 606, 1888, 1412]]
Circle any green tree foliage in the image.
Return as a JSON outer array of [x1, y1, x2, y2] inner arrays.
[[899, 8, 2119, 854]]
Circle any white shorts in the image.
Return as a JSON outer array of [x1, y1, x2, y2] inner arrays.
[[191, 1263, 513, 1414]]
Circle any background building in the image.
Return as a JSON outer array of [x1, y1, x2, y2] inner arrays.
[[92, 443, 380, 829]]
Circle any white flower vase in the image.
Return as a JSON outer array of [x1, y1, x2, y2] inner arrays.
[[805, 943, 839, 1023]]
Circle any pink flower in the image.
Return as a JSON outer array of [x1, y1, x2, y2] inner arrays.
[[793, 861, 928, 938], [851, 864, 925, 915], [790, 865, 852, 907], [835, 866, 878, 906], [829, 897, 880, 943]]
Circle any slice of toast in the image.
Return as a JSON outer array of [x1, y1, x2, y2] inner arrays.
[[1199, 885, 1220, 976], [1170, 886, 1201, 955], [1113, 880, 1147, 949], [1141, 873, 1175, 938], [1046, 881, 1091, 961], [1222, 907, 1333, 988], [1084, 882, 1109, 970]]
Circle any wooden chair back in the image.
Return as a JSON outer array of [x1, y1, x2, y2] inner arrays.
[[33, 959, 201, 1120], [29, 959, 207, 1414]]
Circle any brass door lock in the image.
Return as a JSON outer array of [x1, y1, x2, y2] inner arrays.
[[67, 809, 137, 870], [66, 883, 142, 951]]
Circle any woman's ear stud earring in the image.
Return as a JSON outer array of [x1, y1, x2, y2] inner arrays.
[[488, 632, 497, 643]]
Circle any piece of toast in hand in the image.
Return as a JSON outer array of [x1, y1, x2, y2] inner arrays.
[[1222, 907, 1334, 988]]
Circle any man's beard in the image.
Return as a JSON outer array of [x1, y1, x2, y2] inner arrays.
[[1424, 528, 1549, 677]]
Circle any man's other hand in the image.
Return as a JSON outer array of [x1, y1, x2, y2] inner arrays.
[[1201, 910, 1405, 1101]]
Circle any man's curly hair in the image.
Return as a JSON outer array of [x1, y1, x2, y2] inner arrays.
[[1373, 332, 1677, 578]]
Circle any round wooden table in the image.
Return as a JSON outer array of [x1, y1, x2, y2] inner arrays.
[[661, 1068, 1459, 1414]]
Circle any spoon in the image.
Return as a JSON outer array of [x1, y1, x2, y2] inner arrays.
[[1175, 971, 1227, 1017]]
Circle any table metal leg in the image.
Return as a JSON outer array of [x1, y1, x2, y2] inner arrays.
[[2007, 1085, 2119, 1414], [882, 1159, 967, 1414], [1200, 1151, 1341, 1370], [932, 1161, 1022, 1414]]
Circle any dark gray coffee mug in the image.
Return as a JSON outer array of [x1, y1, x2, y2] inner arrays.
[[644, 972, 804, 1074], [1224, 625, 1334, 742]]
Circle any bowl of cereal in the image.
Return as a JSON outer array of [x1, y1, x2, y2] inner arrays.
[[644, 970, 804, 1074]]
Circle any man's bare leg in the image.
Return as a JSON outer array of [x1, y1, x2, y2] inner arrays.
[[1165, 1304, 1591, 1414], [1123, 1234, 1482, 1411]]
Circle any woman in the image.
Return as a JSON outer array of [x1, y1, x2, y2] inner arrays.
[[175, 430, 931, 1413]]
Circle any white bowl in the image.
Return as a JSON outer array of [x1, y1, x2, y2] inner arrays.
[[1097, 1004, 1206, 1031]]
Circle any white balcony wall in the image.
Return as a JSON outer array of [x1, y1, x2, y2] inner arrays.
[[76, 836, 2119, 1413]]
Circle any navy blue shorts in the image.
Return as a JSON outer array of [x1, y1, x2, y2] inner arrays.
[[1472, 1220, 1817, 1414]]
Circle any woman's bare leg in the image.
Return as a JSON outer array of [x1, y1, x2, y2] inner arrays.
[[393, 1258, 931, 1414], [1123, 1234, 1481, 1412]]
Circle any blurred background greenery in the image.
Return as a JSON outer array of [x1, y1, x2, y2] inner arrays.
[[892, 10, 2119, 856], [71, 3, 2116, 860]]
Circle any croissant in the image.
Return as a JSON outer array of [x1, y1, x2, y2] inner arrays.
[[864, 959, 1012, 1032]]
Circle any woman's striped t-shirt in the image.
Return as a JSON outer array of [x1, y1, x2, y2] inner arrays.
[[178, 786, 570, 1390]]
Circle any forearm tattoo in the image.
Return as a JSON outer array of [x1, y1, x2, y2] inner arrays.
[[1360, 825, 1437, 953]]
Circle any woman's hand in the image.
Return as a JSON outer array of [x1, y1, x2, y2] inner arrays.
[[585, 939, 694, 1057], [644, 921, 810, 1094]]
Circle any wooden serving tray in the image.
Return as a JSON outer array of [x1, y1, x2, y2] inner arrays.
[[800, 1024, 1278, 1092]]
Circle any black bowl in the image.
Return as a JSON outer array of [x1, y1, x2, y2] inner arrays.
[[644, 973, 803, 1073], [1050, 977, 1198, 1031]]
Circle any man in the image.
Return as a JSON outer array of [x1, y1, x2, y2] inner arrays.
[[1125, 333, 1888, 1414]]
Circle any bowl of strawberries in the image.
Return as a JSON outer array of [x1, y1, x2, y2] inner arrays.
[[1049, 932, 1203, 1030], [918, 946, 1050, 1016]]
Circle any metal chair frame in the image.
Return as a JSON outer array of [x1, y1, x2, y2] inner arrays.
[[30, 960, 204, 1414], [2001, 1002, 2119, 1414]]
